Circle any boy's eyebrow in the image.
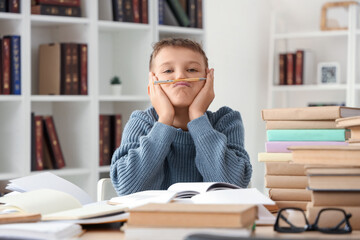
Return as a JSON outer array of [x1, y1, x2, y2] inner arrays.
[[159, 61, 202, 67]]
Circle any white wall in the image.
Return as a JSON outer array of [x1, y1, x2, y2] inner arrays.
[[205, 0, 271, 192]]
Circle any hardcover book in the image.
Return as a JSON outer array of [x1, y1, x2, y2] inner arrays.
[[78, 44, 87, 95], [8, 0, 20, 13], [43, 116, 65, 169], [112, 0, 125, 21], [266, 129, 348, 142], [286, 53, 295, 85], [60, 43, 72, 95], [166, 0, 190, 27], [265, 161, 306, 176], [275, 200, 309, 211], [2, 37, 11, 94], [278, 53, 287, 85], [140, 0, 148, 23], [196, 0, 202, 28], [258, 152, 292, 162], [70, 43, 79, 95], [39, 43, 61, 95], [265, 120, 337, 130], [268, 188, 311, 201], [6, 35, 21, 95], [265, 175, 308, 189], [336, 116, 360, 128], [31, 4, 81, 17], [311, 191, 360, 206], [34, 116, 44, 171], [265, 141, 348, 153], [34, 0, 81, 6]]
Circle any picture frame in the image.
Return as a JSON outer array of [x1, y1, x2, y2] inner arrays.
[[320, 1, 357, 31], [317, 62, 340, 85]]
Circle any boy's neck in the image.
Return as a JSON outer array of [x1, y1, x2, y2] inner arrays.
[[172, 107, 190, 131]]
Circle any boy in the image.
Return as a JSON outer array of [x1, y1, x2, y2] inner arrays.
[[110, 38, 252, 195]]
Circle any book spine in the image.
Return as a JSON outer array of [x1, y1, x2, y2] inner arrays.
[[123, 0, 134, 22], [286, 53, 295, 85], [115, 114, 122, 150], [196, 0, 202, 28], [279, 53, 287, 85], [71, 43, 79, 95], [0, 0, 6, 12], [265, 162, 306, 176], [265, 175, 308, 189], [265, 141, 348, 153], [35, 0, 81, 7], [166, 0, 190, 27], [187, 0, 196, 28], [269, 188, 311, 201], [2, 38, 11, 95], [0, 39, 2, 94], [158, 0, 164, 24], [61, 43, 72, 95], [43, 116, 66, 169], [267, 129, 347, 142], [8, 0, 20, 13], [112, 0, 124, 21], [78, 44, 88, 95], [99, 115, 104, 166], [31, 4, 81, 17], [34, 116, 44, 171], [31, 113, 36, 171], [140, 0, 148, 23], [103, 115, 112, 166], [295, 50, 304, 85], [8, 35, 21, 95], [132, 0, 140, 23]]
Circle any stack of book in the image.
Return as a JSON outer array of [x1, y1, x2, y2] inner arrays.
[[99, 114, 122, 166], [289, 146, 360, 230], [259, 106, 360, 210], [38, 43, 88, 95], [111, 0, 148, 24], [0, 0, 20, 13], [31, 0, 81, 17], [31, 114, 66, 171], [336, 116, 360, 145], [1, 35, 21, 95], [159, 0, 202, 28]]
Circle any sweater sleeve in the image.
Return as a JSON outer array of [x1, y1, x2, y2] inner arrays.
[[187, 109, 252, 188], [110, 112, 177, 196]]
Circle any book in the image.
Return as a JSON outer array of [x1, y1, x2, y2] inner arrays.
[[33, 116, 44, 171], [166, 0, 190, 27], [111, 114, 122, 152], [123, 0, 134, 22], [265, 161, 306, 176], [268, 188, 311, 201], [99, 115, 112, 166], [265, 141, 348, 153], [265, 120, 337, 129], [112, 0, 124, 21], [265, 175, 308, 189], [0, 38, 2, 93], [187, 0, 196, 28], [286, 53, 295, 85], [276, 200, 308, 211], [127, 203, 257, 228], [295, 50, 316, 85], [0, 212, 41, 224], [336, 116, 360, 128], [2, 37, 10, 94], [78, 43, 87, 95], [289, 145, 360, 166], [43, 116, 66, 169], [140, 0, 148, 23], [196, 0, 202, 28], [31, 4, 81, 17], [258, 152, 292, 162], [34, 0, 81, 6], [8, 0, 20, 13], [278, 53, 287, 85], [70, 43, 79, 94], [60, 43, 72, 95], [158, 0, 164, 24], [132, 0, 140, 23], [261, 106, 360, 121], [0, 0, 6, 12], [266, 129, 349, 142], [163, 1, 179, 26], [311, 191, 360, 206], [0, 222, 82, 240], [5, 35, 21, 95], [308, 175, 360, 190]]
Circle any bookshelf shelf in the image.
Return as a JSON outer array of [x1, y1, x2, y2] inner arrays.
[[271, 84, 347, 92], [274, 30, 348, 39], [0, 0, 205, 199]]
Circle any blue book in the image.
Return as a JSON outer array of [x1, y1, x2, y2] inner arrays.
[[267, 129, 348, 142], [159, 0, 164, 24], [6, 35, 21, 95]]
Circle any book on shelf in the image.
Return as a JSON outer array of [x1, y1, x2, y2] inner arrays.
[[127, 203, 257, 228], [111, 0, 148, 23], [163, 1, 179, 26], [33, 115, 44, 171], [265, 141, 348, 153], [0, 0, 6, 12], [265, 175, 308, 189], [265, 120, 337, 130], [295, 50, 316, 85], [196, 0, 202, 28], [187, 0, 196, 28], [166, 0, 190, 27], [278, 53, 287, 85], [60, 43, 72, 95], [311, 191, 360, 206], [70, 43, 79, 95], [1, 37, 10, 94], [268, 188, 311, 201], [123, 0, 134, 22], [5, 35, 21, 95], [78, 43, 87, 95], [33, 0, 81, 7], [132, 0, 140, 23], [111, 114, 123, 152], [257, 152, 292, 162], [265, 161, 306, 176], [158, 0, 164, 24], [266, 129, 349, 142], [286, 52, 295, 85], [261, 106, 360, 121], [112, 0, 125, 21], [8, 0, 20, 13], [288, 145, 360, 166], [31, 4, 81, 17]]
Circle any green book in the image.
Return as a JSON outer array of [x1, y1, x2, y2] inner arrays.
[[267, 129, 348, 142], [166, 0, 190, 27]]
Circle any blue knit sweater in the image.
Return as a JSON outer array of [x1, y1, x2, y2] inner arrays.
[[110, 106, 252, 196]]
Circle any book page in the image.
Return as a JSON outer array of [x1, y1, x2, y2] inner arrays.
[[0, 189, 82, 215], [168, 182, 241, 198]]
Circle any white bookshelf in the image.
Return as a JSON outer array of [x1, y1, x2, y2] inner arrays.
[[267, 4, 359, 109], [0, 0, 205, 199]]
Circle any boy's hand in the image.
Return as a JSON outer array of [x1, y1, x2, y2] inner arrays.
[[189, 68, 215, 121], [148, 72, 175, 125]]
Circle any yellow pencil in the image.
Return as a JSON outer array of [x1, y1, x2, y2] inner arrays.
[[154, 78, 206, 85]]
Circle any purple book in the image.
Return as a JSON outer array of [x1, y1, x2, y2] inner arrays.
[[265, 141, 348, 153]]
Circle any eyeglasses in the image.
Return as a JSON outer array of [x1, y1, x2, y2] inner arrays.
[[274, 207, 352, 234]]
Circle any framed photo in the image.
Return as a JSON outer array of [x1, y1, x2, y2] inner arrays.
[[317, 62, 340, 84]]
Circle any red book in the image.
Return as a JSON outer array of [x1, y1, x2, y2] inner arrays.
[[34, 116, 44, 171], [111, 114, 122, 152], [102, 115, 112, 166], [8, 0, 20, 13], [60, 43, 72, 95], [78, 44, 88, 95], [2, 38, 11, 94], [99, 115, 104, 166], [43, 116, 65, 169], [35, 0, 81, 6], [295, 50, 304, 85], [196, 0, 202, 28], [286, 53, 295, 85], [140, 0, 148, 23], [71, 43, 79, 95], [132, 0, 140, 23], [279, 53, 287, 85]]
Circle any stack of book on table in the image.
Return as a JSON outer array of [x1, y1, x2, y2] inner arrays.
[[259, 106, 360, 211], [336, 116, 360, 145]]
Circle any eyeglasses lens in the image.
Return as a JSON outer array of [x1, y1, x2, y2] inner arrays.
[[317, 209, 348, 231], [279, 209, 307, 230]]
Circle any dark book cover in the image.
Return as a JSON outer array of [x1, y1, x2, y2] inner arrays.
[[78, 43, 87, 95], [70, 43, 79, 95], [0, 0, 6, 12], [158, 0, 164, 24], [102, 115, 112, 166], [187, 0, 196, 28], [295, 50, 304, 85], [99, 115, 104, 166], [0, 39, 2, 94], [112, 0, 124, 21], [164, 1, 179, 26], [111, 114, 122, 152], [166, 0, 190, 27], [123, 0, 134, 22], [286, 53, 295, 85], [132, 0, 140, 23], [34, 116, 44, 171], [2, 37, 11, 95], [139, 0, 148, 24], [31, 4, 81, 17], [195, 0, 202, 28], [35, 0, 81, 7], [60, 43, 72, 95], [5, 35, 21, 95], [43, 116, 66, 169], [8, 0, 20, 13], [279, 53, 287, 85], [31, 113, 36, 171]]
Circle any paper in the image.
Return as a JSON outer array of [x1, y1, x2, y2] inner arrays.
[[6, 172, 93, 205]]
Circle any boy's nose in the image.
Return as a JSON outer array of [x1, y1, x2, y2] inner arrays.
[[175, 71, 187, 80]]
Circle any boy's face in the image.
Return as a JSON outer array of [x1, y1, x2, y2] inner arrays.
[[151, 47, 207, 108]]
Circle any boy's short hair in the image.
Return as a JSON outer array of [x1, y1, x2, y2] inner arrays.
[[149, 38, 208, 70]]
